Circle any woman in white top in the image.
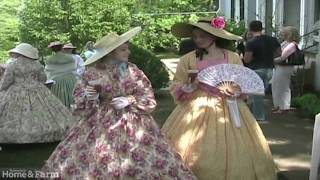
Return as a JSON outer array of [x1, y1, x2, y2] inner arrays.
[[272, 26, 300, 114]]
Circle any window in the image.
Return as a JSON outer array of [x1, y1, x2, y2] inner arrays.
[[315, 0, 320, 22], [231, 0, 235, 19], [240, 0, 244, 20]]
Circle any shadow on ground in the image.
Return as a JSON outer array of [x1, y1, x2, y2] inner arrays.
[[260, 97, 314, 180]]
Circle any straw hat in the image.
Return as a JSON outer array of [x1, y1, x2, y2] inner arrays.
[[171, 17, 241, 41], [9, 43, 39, 60], [63, 43, 76, 49], [48, 41, 63, 48], [84, 26, 142, 66]]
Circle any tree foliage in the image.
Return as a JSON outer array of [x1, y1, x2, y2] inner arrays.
[[0, 0, 248, 88], [19, 0, 223, 54], [0, 0, 20, 62], [1, 0, 247, 62]]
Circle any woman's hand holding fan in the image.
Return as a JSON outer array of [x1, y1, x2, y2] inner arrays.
[[197, 64, 265, 96], [196, 64, 263, 128], [217, 81, 242, 98], [181, 69, 199, 93]]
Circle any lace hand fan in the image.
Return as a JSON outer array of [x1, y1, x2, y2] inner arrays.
[[197, 64, 264, 95]]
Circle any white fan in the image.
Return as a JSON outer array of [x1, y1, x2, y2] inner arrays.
[[197, 64, 265, 95]]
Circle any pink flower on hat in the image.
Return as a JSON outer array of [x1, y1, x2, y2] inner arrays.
[[211, 16, 226, 29]]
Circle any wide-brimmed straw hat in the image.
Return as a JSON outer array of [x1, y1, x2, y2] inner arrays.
[[63, 43, 77, 49], [84, 27, 142, 66], [48, 41, 63, 48], [171, 17, 241, 40], [9, 43, 39, 60]]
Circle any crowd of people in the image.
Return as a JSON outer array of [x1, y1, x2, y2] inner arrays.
[[242, 21, 300, 117], [0, 16, 301, 179]]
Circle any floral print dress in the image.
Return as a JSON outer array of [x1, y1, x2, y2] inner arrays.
[[0, 57, 79, 143], [43, 62, 196, 180]]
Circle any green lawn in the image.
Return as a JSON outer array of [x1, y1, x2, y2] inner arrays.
[[0, 91, 175, 169]]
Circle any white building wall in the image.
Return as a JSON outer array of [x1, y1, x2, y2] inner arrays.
[[235, 0, 241, 21], [244, 0, 256, 24], [222, 0, 316, 36], [256, 0, 266, 27], [219, 0, 232, 19], [272, 0, 283, 36]]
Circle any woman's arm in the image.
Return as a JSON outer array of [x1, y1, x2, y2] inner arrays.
[[274, 42, 296, 62], [281, 42, 297, 60], [128, 65, 157, 114], [169, 54, 198, 103], [0, 63, 15, 91], [72, 72, 99, 118]]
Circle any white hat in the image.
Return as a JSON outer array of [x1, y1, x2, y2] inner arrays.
[[9, 43, 39, 60], [48, 41, 63, 48], [63, 43, 76, 49], [84, 27, 142, 66]]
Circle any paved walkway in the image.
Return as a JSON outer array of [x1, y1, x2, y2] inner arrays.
[[160, 58, 315, 180], [262, 97, 313, 180], [160, 58, 179, 80]]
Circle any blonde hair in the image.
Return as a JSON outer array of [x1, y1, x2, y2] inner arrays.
[[281, 26, 301, 43], [85, 41, 94, 50]]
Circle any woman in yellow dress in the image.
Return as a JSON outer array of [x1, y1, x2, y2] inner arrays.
[[162, 17, 277, 180]]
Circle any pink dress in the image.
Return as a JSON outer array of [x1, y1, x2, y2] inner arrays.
[[42, 62, 196, 180], [196, 56, 228, 71], [175, 53, 228, 101]]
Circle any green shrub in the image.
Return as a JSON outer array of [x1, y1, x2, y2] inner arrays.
[[225, 20, 246, 51], [129, 43, 169, 89], [226, 20, 246, 36], [293, 93, 320, 118]]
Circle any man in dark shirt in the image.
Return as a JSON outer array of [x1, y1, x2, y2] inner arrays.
[[244, 20, 281, 121]]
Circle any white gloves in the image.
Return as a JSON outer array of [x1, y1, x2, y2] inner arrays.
[[110, 97, 131, 110], [85, 85, 99, 100], [45, 79, 56, 84]]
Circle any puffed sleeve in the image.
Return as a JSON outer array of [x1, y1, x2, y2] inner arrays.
[[169, 53, 196, 103], [72, 71, 99, 118], [128, 64, 157, 114], [0, 62, 15, 91], [228, 51, 243, 65]]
